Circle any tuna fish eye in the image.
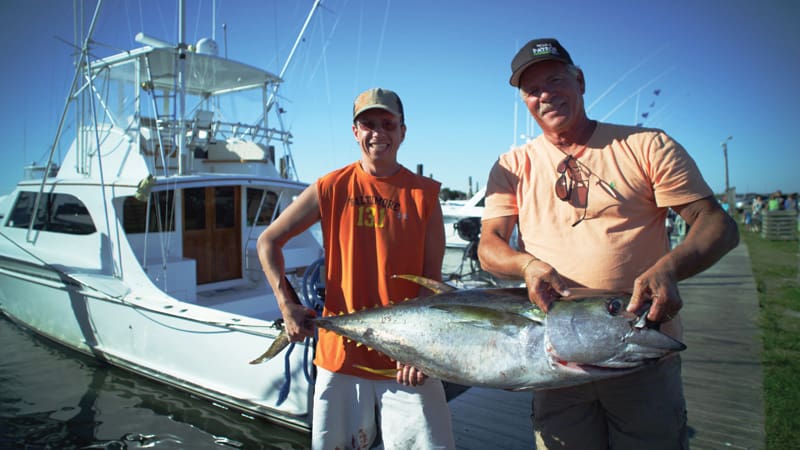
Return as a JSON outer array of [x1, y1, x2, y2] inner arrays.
[[606, 298, 623, 316]]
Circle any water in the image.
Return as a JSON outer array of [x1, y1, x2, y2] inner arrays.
[[0, 316, 310, 450]]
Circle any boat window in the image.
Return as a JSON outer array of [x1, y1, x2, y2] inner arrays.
[[215, 186, 236, 228], [6, 191, 96, 235], [122, 191, 176, 233], [183, 188, 207, 231], [246, 188, 280, 226]]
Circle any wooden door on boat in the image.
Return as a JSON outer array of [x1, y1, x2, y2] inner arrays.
[[183, 186, 242, 284]]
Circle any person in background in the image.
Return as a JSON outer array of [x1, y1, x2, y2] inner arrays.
[[783, 192, 797, 211], [768, 191, 782, 211], [257, 88, 455, 449], [720, 195, 730, 214], [743, 208, 752, 231], [478, 38, 739, 449], [751, 195, 764, 232]]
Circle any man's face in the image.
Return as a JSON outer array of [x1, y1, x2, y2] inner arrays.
[[518, 60, 586, 134], [352, 109, 405, 164]]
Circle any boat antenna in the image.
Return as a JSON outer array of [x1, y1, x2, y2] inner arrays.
[[177, 0, 187, 175], [223, 23, 228, 58]]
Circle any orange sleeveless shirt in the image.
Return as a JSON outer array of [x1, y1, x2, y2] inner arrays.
[[314, 162, 441, 378]]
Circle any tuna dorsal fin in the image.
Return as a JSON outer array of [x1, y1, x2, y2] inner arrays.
[[392, 274, 457, 294]]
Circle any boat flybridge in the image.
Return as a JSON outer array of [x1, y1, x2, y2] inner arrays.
[[0, 1, 324, 432]]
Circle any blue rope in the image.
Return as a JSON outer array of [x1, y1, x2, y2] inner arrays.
[[276, 342, 296, 405], [303, 335, 315, 382], [275, 258, 325, 405], [301, 257, 325, 313], [301, 257, 324, 383]]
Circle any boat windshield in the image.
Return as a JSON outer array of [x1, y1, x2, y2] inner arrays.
[[83, 47, 284, 146]]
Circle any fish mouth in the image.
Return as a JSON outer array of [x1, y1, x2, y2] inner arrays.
[[544, 340, 599, 373], [548, 354, 644, 376], [545, 343, 633, 375]]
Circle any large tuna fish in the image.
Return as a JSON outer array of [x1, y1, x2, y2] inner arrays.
[[311, 276, 685, 391]]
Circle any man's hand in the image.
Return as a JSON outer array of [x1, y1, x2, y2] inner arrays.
[[281, 302, 316, 342], [628, 267, 682, 323], [521, 258, 571, 312], [396, 362, 427, 386]]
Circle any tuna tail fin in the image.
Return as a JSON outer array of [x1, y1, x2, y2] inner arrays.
[[392, 274, 457, 294], [249, 328, 291, 364], [250, 276, 307, 364]]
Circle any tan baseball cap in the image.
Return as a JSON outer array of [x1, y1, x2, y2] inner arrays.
[[353, 88, 404, 122]]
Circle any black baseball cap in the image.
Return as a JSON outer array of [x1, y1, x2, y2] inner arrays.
[[509, 38, 574, 87]]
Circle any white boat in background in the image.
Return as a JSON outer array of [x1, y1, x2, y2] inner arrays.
[[0, 0, 324, 432], [442, 187, 485, 248], [440, 186, 519, 280]]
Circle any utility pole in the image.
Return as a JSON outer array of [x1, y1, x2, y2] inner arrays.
[[721, 136, 733, 213], [721, 136, 732, 193]]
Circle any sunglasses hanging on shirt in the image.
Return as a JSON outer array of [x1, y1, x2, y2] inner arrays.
[[555, 155, 589, 226]]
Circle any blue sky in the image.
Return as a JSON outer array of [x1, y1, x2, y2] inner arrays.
[[1, 0, 798, 198]]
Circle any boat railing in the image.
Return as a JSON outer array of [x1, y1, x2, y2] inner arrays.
[[215, 120, 293, 144], [139, 117, 293, 150]]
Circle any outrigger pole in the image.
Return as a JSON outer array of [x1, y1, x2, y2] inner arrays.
[[266, 0, 322, 113], [28, 0, 104, 243]]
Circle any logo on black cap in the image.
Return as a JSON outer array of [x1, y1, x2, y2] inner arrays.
[[532, 42, 561, 57]]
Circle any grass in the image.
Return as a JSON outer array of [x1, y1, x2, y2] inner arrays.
[[740, 229, 800, 449]]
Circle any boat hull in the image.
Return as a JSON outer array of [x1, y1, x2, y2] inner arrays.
[[0, 258, 314, 432]]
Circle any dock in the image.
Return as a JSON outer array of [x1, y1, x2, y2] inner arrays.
[[448, 243, 765, 449]]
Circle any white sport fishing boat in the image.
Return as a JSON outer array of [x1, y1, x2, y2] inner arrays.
[[0, 0, 324, 432], [441, 187, 485, 249]]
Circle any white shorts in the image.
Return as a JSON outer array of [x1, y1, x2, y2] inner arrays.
[[312, 367, 455, 450]]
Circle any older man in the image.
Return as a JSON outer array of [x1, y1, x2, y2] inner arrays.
[[479, 38, 739, 449]]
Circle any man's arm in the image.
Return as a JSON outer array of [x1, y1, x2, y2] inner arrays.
[[256, 185, 322, 341], [627, 196, 740, 321]]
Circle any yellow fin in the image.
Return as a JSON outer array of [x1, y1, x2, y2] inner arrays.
[[392, 274, 457, 294], [249, 329, 290, 365], [353, 365, 396, 378]]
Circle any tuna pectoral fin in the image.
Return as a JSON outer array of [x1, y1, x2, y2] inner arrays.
[[392, 274, 457, 294], [353, 365, 396, 378], [430, 304, 537, 330], [249, 329, 291, 365]]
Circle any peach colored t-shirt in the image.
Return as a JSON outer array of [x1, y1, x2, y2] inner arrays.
[[484, 122, 712, 293], [314, 162, 441, 378]]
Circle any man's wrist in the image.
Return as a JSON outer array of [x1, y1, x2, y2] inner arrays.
[[520, 256, 539, 276]]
